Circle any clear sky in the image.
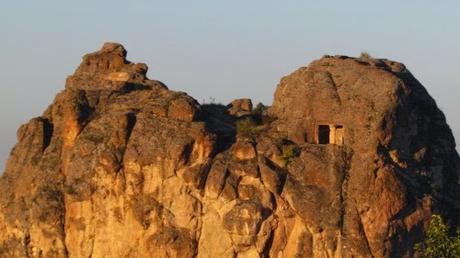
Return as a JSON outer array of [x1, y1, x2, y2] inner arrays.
[[1, 1, 459, 171]]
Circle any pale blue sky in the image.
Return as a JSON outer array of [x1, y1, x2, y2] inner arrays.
[[1, 1, 459, 171]]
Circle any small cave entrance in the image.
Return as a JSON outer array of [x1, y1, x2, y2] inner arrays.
[[316, 124, 344, 145], [318, 125, 330, 144]]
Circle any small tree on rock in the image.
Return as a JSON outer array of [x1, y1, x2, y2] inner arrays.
[[415, 214, 460, 258]]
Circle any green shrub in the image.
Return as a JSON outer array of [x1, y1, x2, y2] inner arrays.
[[279, 144, 300, 166], [360, 51, 372, 60], [415, 214, 460, 258], [236, 117, 259, 138], [235, 103, 274, 139], [251, 103, 275, 125], [252, 103, 267, 115]]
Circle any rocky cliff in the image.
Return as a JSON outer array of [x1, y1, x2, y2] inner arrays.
[[0, 44, 459, 258]]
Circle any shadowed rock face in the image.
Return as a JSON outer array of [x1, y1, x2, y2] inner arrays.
[[0, 45, 458, 258]]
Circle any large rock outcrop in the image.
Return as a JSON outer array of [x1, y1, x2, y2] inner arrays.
[[0, 44, 458, 258]]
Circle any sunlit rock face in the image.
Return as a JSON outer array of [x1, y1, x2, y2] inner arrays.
[[0, 44, 458, 258]]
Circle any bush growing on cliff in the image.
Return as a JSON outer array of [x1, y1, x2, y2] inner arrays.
[[236, 117, 259, 138], [360, 51, 373, 60], [415, 214, 460, 258], [279, 142, 300, 166], [251, 103, 275, 125], [235, 103, 274, 139], [252, 103, 267, 117]]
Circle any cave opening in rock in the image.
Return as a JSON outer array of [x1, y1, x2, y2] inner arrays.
[[316, 124, 344, 145], [318, 125, 330, 144]]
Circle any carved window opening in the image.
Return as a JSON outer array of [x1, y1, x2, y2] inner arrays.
[[316, 124, 344, 145]]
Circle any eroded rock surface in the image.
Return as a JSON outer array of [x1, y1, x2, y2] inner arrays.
[[228, 98, 253, 117], [0, 45, 459, 258]]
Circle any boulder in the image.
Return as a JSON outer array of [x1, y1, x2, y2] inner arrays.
[[228, 98, 253, 117]]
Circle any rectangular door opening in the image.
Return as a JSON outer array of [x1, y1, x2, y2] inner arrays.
[[318, 125, 330, 144], [316, 124, 344, 145]]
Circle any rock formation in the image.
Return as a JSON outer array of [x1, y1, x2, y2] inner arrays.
[[0, 44, 459, 258], [228, 98, 253, 117]]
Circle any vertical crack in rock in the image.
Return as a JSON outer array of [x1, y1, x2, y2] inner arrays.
[[42, 118, 54, 151], [339, 150, 351, 235], [56, 182, 70, 258], [325, 71, 342, 105], [23, 233, 31, 258], [357, 209, 373, 257], [125, 112, 137, 144], [261, 227, 275, 257]]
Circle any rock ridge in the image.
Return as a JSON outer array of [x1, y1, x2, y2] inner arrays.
[[0, 43, 458, 258]]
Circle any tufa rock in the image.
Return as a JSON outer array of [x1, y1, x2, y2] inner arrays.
[[0, 44, 459, 258]]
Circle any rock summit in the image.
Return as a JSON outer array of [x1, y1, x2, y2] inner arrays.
[[0, 44, 459, 258]]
